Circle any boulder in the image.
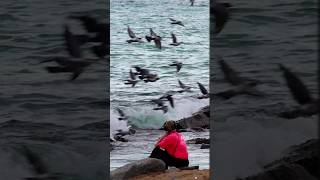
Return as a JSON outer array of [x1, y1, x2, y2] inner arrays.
[[200, 144, 210, 149], [110, 158, 166, 180], [239, 164, 317, 180], [238, 139, 318, 180], [176, 106, 209, 129], [263, 139, 318, 177], [187, 138, 210, 144], [113, 135, 128, 142]]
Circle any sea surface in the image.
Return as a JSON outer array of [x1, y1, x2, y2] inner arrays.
[[110, 0, 210, 171], [212, 0, 318, 179], [0, 0, 317, 179], [0, 0, 108, 179]]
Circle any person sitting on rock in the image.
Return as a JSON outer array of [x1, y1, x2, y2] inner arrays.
[[149, 120, 189, 169]]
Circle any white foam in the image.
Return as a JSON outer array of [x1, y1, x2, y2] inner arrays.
[[110, 97, 209, 134]]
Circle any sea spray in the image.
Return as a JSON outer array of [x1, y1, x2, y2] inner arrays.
[[110, 97, 209, 134]]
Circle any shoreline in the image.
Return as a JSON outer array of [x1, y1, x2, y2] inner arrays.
[[130, 169, 210, 180], [110, 129, 210, 171]]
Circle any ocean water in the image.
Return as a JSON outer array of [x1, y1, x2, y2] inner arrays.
[[110, 0, 210, 170], [0, 0, 108, 179], [212, 0, 318, 179]]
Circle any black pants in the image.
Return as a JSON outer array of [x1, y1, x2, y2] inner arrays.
[[149, 147, 189, 169]]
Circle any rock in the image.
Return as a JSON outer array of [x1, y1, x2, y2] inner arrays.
[[176, 106, 209, 129], [187, 138, 210, 144], [200, 144, 210, 149], [176, 129, 191, 132], [113, 135, 128, 142], [191, 127, 205, 131], [110, 158, 166, 180], [166, 167, 181, 173], [239, 164, 317, 180], [263, 139, 318, 177], [130, 169, 209, 180], [179, 166, 200, 170], [238, 139, 318, 180]]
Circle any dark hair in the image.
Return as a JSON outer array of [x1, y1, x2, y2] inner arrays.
[[163, 120, 176, 132]]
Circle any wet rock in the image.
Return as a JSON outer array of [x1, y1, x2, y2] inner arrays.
[[238, 139, 318, 180], [187, 138, 210, 144], [166, 167, 181, 173], [113, 128, 136, 142], [113, 135, 128, 142], [110, 158, 166, 180], [115, 128, 136, 136], [179, 166, 200, 170], [239, 164, 317, 180], [191, 127, 206, 131], [200, 144, 210, 149], [176, 129, 191, 132], [176, 106, 209, 129]]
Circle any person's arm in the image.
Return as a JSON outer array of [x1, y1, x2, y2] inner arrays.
[[157, 133, 177, 151], [155, 132, 168, 147]]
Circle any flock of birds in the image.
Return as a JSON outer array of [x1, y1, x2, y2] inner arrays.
[[18, 1, 203, 180], [126, 18, 184, 49], [39, 15, 108, 81], [15, 1, 318, 179], [211, 2, 318, 119], [17, 15, 109, 180], [116, 4, 210, 120]]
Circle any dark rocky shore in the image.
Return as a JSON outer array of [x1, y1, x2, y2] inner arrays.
[[112, 105, 210, 142], [239, 139, 318, 180], [110, 106, 211, 179], [176, 105, 210, 129], [111, 138, 318, 180], [111, 158, 209, 180]]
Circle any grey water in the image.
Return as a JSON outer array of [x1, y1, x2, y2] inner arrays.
[[212, 0, 318, 179], [110, 0, 210, 171], [0, 0, 108, 179]]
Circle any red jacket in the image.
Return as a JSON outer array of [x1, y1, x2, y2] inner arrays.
[[156, 130, 188, 160]]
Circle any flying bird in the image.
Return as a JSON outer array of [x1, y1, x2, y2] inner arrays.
[[278, 64, 319, 119], [169, 18, 184, 26], [116, 108, 128, 120], [20, 145, 58, 180], [215, 58, 263, 99], [190, 0, 195, 6], [21, 146, 48, 176], [160, 94, 174, 108], [279, 64, 312, 105], [40, 57, 92, 81], [212, 2, 232, 35], [126, 26, 143, 43], [178, 79, 192, 92], [169, 61, 183, 72], [69, 15, 107, 33], [124, 69, 139, 87], [145, 28, 161, 42], [133, 66, 150, 79], [69, 15, 109, 44], [153, 105, 168, 113], [92, 42, 108, 58], [152, 98, 169, 113], [169, 33, 182, 46], [143, 73, 160, 82], [127, 25, 136, 39], [154, 36, 162, 49], [64, 25, 82, 58], [152, 98, 165, 107], [197, 82, 209, 99]]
